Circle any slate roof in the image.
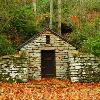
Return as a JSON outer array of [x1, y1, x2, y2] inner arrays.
[[17, 27, 69, 50]]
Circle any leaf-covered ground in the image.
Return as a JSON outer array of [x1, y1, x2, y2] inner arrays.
[[0, 78, 100, 100]]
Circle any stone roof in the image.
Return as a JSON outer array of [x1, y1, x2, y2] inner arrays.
[[17, 27, 69, 50]]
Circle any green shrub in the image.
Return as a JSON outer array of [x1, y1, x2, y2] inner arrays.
[[0, 35, 15, 56], [82, 37, 100, 57], [10, 6, 37, 39]]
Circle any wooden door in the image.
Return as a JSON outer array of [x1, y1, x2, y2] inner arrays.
[[41, 50, 56, 78]]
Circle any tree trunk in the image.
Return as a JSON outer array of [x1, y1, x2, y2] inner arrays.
[[58, 0, 61, 34], [32, 0, 37, 28], [50, 0, 53, 29], [32, 0, 36, 14], [22, 0, 26, 5]]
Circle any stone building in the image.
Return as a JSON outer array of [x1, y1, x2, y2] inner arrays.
[[18, 28, 76, 80], [0, 28, 100, 82], [17, 28, 100, 82]]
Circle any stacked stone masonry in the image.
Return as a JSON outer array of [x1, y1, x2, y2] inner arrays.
[[0, 30, 100, 82], [0, 56, 28, 82]]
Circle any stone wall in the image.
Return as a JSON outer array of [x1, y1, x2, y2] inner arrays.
[[69, 53, 100, 82], [0, 55, 28, 82], [20, 31, 76, 80], [0, 30, 100, 82], [19, 30, 100, 82]]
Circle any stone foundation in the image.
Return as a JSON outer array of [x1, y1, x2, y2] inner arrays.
[[0, 55, 28, 82]]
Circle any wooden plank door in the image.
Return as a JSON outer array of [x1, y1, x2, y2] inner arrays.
[[41, 50, 56, 78]]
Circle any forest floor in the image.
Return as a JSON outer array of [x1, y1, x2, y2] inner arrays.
[[0, 78, 100, 100]]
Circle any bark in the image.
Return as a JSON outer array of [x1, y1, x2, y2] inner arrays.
[[50, 0, 53, 29], [32, 0, 36, 14], [22, 0, 26, 5], [32, 0, 37, 27], [58, 0, 61, 34]]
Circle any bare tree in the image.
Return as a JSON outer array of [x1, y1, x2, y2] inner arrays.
[[22, 0, 26, 5], [32, 0, 37, 27], [50, 0, 53, 29], [58, 0, 61, 34], [32, 0, 37, 14]]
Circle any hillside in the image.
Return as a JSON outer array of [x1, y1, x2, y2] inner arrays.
[[0, 0, 100, 56]]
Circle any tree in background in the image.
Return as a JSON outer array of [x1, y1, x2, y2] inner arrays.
[[0, 0, 100, 56], [50, 0, 53, 29], [58, 0, 61, 34]]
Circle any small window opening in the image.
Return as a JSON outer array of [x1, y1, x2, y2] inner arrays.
[[46, 35, 50, 44]]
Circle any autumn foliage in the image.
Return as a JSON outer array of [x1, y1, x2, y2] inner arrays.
[[70, 16, 80, 26], [0, 78, 100, 100]]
